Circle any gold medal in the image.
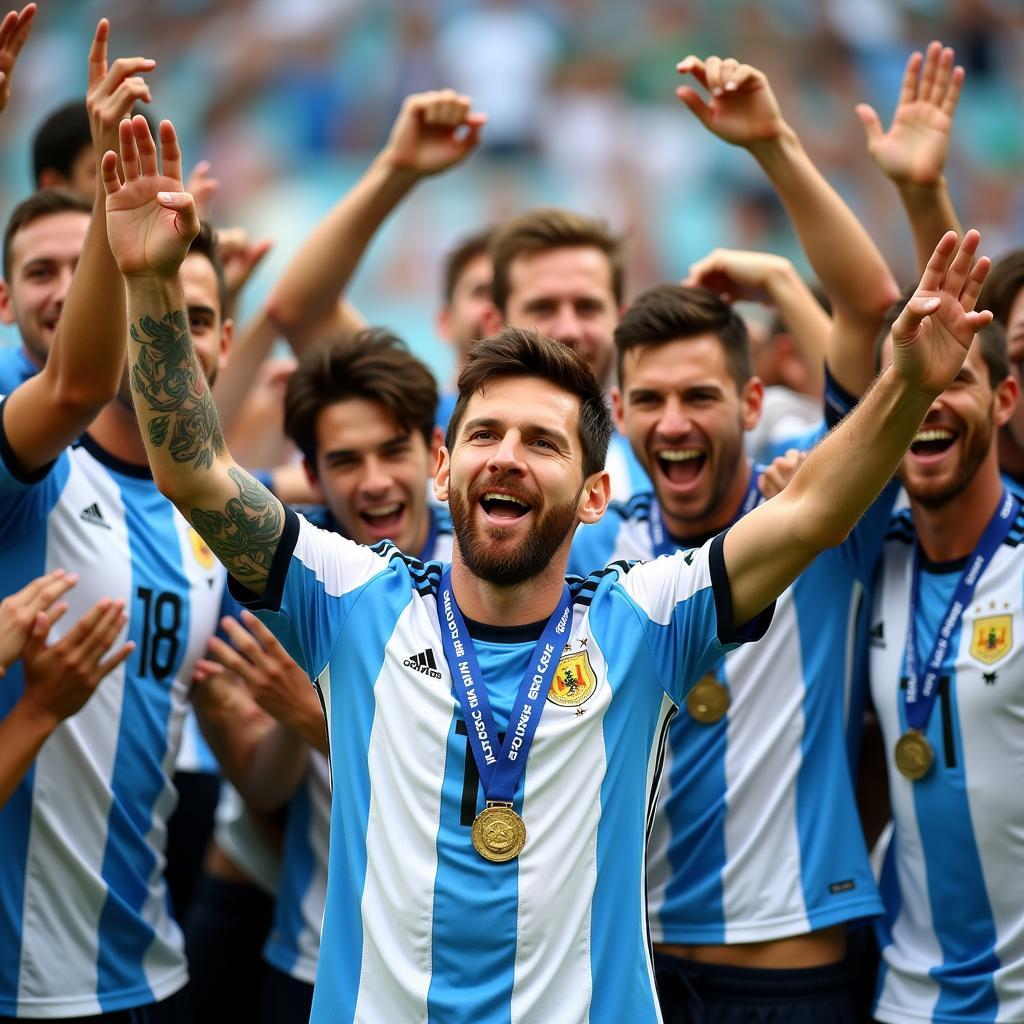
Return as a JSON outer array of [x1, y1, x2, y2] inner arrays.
[[895, 729, 934, 780], [471, 802, 527, 862], [686, 675, 730, 724]]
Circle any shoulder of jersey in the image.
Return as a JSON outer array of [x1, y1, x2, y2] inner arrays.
[[369, 538, 443, 596], [885, 507, 916, 545], [567, 558, 640, 607], [616, 492, 654, 523]]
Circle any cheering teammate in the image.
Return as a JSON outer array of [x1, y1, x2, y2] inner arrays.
[[103, 105, 991, 1021]]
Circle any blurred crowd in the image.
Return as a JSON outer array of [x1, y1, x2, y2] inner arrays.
[[1, 0, 1022, 376]]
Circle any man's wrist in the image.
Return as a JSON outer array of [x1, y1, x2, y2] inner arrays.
[[897, 176, 949, 207], [369, 150, 423, 193], [11, 693, 62, 741], [747, 121, 799, 165]]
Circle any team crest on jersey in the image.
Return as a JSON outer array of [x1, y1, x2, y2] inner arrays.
[[189, 528, 216, 571], [970, 615, 1012, 665], [548, 650, 598, 707]]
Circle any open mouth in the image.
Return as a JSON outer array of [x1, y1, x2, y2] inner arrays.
[[479, 491, 532, 524], [656, 448, 706, 486], [359, 502, 405, 533], [909, 427, 957, 460]]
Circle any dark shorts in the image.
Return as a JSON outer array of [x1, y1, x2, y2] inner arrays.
[[184, 874, 274, 1024], [163, 770, 221, 924], [0, 985, 191, 1023], [654, 952, 859, 1024], [257, 963, 314, 1024]]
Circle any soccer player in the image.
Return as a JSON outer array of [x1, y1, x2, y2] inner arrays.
[[281, 329, 453, 562], [869, 317, 1023, 1023], [104, 111, 991, 1023]]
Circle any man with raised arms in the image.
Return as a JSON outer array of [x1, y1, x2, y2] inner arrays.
[[103, 110, 991, 1024]]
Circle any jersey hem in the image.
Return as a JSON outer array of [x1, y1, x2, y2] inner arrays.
[[263, 944, 318, 985], [874, 999, 1013, 1024], [651, 896, 883, 944], [0, 395, 56, 485], [0, 966, 188, 1019]]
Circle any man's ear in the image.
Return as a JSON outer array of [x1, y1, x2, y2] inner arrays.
[[433, 446, 451, 503], [610, 385, 626, 435], [218, 318, 234, 372], [577, 470, 611, 526], [0, 279, 15, 326], [302, 459, 326, 503], [741, 375, 764, 432], [994, 373, 1019, 429], [36, 169, 66, 190], [481, 302, 503, 338]]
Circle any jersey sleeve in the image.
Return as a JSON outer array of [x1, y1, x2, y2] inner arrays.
[[228, 505, 395, 679], [619, 530, 774, 704], [824, 364, 859, 429], [0, 396, 67, 537]]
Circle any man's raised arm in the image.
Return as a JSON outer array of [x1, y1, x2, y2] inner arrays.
[[856, 40, 965, 275], [3, 19, 154, 472], [264, 89, 485, 348], [724, 229, 991, 626], [102, 116, 283, 595], [676, 55, 900, 397]]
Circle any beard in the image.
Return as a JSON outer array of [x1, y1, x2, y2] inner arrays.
[[902, 411, 993, 509], [449, 474, 581, 586]]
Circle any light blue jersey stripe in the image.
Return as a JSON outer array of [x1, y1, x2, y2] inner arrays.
[[96, 478, 185, 1007], [265, 782, 314, 978]]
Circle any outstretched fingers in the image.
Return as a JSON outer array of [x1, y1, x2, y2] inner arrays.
[[87, 17, 109, 86], [898, 50, 923, 107], [158, 120, 183, 185], [132, 113, 159, 177], [917, 229, 959, 294], [940, 228, 981, 299], [119, 116, 141, 180], [958, 256, 991, 315]]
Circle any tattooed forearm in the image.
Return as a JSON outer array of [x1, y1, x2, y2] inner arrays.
[[189, 467, 284, 590], [129, 311, 225, 470]]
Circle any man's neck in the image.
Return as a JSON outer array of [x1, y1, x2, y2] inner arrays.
[[22, 345, 44, 373], [85, 401, 148, 468], [910, 457, 1006, 563], [449, 550, 569, 626], [661, 458, 753, 544]]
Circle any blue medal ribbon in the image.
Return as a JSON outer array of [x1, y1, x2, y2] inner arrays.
[[438, 570, 573, 803], [648, 465, 762, 558], [903, 489, 1018, 732]]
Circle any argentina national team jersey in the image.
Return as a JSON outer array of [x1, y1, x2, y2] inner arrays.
[[230, 504, 771, 1024], [569, 458, 891, 945], [0, 405, 226, 1018], [871, 506, 1024, 1024], [260, 506, 455, 986]]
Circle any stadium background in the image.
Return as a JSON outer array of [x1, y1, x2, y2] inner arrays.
[[0, 0, 1021, 386]]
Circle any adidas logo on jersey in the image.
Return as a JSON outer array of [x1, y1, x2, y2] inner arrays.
[[869, 621, 885, 648], [404, 648, 442, 679], [79, 502, 111, 530]]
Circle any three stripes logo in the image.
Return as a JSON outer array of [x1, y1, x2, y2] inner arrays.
[[404, 648, 443, 679], [79, 502, 111, 530]]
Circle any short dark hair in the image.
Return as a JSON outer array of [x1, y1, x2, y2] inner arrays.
[[284, 328, 439, 468], [445, 326, 612, 479], [31, 100, 91, 187], [186, 220, 227, 315], [874, 284, 1009, 386], [489, 208, 625, 314], [3, 187, 92, 279], [442, 227, 493, 304], [978, 248, 1024, 328], [614, 284, 752, 390]]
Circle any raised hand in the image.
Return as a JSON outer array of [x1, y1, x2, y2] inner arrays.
[[676, 56, 786, 147], [20, 598, 134, 726], [890, 229, 992, 395], [0, 3, 35, 115], [216, 226, 273, 313], [102, 115, 199, 279], [685, 248, 796, 304], [380, 89, 487, 177], [0, 569, 76, 676], [186, 160, 220, 219], [86, 19, 155, 161], [856, 41, 963, 188], [758, 448, 807, 500]]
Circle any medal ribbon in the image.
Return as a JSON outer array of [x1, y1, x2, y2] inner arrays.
[[648, 465, 762, 558], [438, 570, 572, 803], [903, 489, 1018, 731]]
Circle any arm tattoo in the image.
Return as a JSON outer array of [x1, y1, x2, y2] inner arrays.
[[190, 467, 284, 589], [130, 311, 225, 470]]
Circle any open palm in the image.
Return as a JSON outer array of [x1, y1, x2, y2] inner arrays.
[[103, 116, 198, 278], [891, 230, 991, 394]]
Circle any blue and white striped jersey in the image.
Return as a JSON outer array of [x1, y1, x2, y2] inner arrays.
[[0, 406, 227, 1018], [0, 346, 37, 396], [259, 506, 455, 985], [230, 505, 770, 1024], [263, 753, 331, 985], [870, 506, 1024, 1024], [569, 468, 891, 945]]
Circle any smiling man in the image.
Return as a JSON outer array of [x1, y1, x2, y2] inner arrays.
[[282, 328, 453, 562], [104, 112, 992, 1023], [869, 319, 1024, 1024]]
